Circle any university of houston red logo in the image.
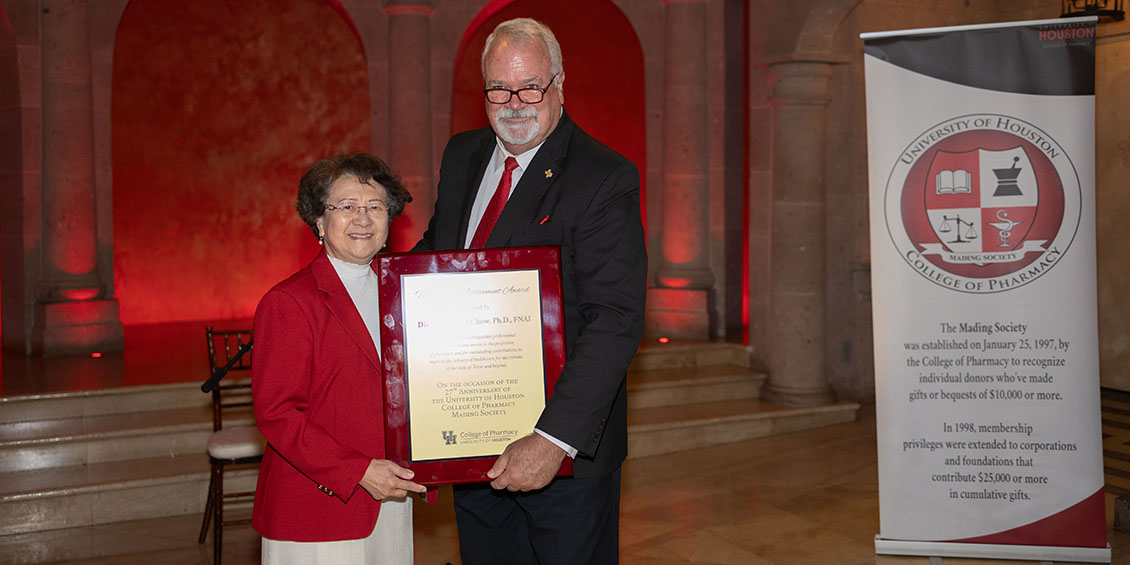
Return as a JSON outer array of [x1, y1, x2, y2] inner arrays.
[[884, 114, 1081, 293]]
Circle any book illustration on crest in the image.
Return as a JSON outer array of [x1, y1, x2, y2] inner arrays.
[[935, 169, 972, 195]]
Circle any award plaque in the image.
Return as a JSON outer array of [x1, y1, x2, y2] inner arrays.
[[377, 246, 573, 485]]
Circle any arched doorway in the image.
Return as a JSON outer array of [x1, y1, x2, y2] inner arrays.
[[111, 0, 370, 324], [450, 0, 646, 224]]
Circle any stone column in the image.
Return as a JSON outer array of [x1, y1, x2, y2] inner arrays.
[[383, 0, 433, 251], [30, 0, 122, 355], [0, 2, 39, 354], [761, 60, 836, 406], [645, 0, 712, 339]]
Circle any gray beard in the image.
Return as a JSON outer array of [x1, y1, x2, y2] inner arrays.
[[492, 108, 539, 146]]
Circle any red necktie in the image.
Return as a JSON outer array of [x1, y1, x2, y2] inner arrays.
[[470, 156, 519, 248]]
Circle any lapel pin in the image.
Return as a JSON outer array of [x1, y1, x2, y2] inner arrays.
[[538, 215, 551, 225], [545, 169, 553, 178]]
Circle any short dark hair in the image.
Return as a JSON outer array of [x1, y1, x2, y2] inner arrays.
[[296, 152, 412, 238]]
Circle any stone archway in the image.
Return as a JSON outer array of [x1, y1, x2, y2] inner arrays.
[[794, 0, 864, 60]]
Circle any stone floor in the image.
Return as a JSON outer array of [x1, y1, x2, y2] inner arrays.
[[1, 405, 1126, 564]]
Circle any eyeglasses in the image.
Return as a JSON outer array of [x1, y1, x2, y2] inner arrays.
[[484, 74, 558, 105], [325, 203, 389, 217]]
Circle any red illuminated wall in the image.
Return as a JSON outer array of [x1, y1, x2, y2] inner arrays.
[[452, 0, 646, 221], [111, 0, 369, 325]]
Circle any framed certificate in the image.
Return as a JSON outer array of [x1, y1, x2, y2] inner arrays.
[[377, 246, 572, 485]]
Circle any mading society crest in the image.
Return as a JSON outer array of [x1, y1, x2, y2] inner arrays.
[[884, 114, 1081, 294]]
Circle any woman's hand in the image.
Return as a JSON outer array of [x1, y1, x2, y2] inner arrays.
[[359, 459, 427, 501]]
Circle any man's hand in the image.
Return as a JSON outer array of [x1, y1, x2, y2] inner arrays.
[[359, 459, 427, 501], [487, 433, 567, 491]]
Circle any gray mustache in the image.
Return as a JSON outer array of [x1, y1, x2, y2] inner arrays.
[[496, 108, 538, 119]]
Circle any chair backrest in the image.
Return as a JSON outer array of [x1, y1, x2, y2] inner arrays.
[[205, 326, 254, 432]]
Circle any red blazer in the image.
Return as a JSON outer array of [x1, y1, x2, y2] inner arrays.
[[251, 252, 385, 542]]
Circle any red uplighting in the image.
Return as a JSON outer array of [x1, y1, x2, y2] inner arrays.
[[61, 288, 100, 300], [657, 337, 670, 344], [90, 352, 103, 358], [656, 277, 692, 288]]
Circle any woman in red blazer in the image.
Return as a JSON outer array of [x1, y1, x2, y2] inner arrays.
[[251, 152, 424, 563]]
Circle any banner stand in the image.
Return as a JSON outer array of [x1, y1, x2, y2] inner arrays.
[[863, 16, 1108, 562], [875, 537, 1110, 563]]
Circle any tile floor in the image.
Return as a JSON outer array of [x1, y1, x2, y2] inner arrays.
[[1, 405, 1126, 564]]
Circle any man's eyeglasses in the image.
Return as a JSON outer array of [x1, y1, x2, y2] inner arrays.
[[484, 74, 558, 105], [325, 203, 389, 217]]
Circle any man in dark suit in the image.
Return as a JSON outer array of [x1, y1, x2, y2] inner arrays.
[[413, 17, 646, 565]]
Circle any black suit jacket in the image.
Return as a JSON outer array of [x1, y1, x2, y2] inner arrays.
[[415, 110, 646, 477]]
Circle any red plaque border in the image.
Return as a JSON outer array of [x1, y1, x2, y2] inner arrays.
[[377, 246, 572, 485]]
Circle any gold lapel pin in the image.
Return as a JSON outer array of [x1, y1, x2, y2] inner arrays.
[[545, 169, 553, 178]]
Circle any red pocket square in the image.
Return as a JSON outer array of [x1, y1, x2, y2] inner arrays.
[[538, 215, 551, 224]]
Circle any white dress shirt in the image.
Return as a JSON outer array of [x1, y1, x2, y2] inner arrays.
[[464, 139, 544, 249]]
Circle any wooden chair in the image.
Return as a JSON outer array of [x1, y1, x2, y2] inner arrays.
[[197, 326, 263, 564]]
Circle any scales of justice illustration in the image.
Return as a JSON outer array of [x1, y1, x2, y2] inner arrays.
[[935, 156, 1025, 248]]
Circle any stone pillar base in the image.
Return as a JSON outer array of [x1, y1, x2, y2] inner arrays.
[[761, 380, 836, 407], [644, 288, 709, 339], [32, 299, 124, 356]]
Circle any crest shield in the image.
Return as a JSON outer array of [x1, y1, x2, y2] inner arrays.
[[923, 147, 1038, 259]]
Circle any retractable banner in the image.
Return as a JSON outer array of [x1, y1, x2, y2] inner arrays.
[[862, 18, 1109, 562]]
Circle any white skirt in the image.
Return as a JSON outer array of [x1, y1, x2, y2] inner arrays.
[[261, 497, 412, 564]]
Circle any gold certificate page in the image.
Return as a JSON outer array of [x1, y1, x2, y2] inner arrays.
[[402, 269, 547, 461]]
